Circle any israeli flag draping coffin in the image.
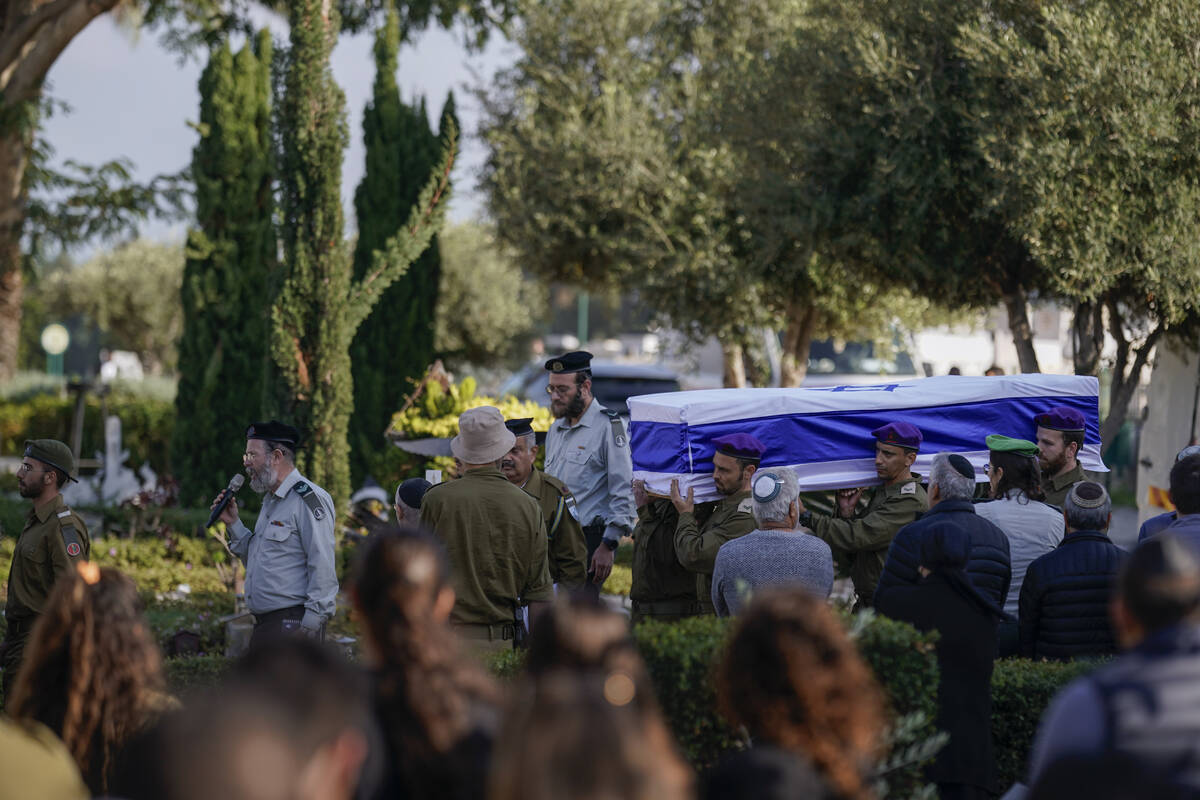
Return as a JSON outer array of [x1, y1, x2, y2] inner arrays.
[[628, 374, 1107, 502]]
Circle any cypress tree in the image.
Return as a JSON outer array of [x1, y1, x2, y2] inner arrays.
[[172, 33, 274, 506], [272, 0, 455, 509], [347, 12, 458, 486]]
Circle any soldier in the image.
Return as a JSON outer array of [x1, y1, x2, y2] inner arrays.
[[420, 407, 553, 654], [1, 439, 90, 702], [670, 433, 762, 614], [1034, 406, 1089, 507], [501, 417, 588, 589], [629, 484, 711, 624], [543, 351, 636, 590], [798, 422, 928, 609], [211, 421, 338, 647]]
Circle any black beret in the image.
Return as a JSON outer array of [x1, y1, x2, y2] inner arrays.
[[505, 417, 535, 436], [544, 351, 593, 374], [246, 421, 301, 447]]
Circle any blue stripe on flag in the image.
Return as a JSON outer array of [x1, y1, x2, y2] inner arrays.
[[629, 394, 1098, 475]]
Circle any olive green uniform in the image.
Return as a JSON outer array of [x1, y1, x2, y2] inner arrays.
[[1043, 462, 1088, 508], [2, 494, 90, 701], [630, 499, 713, 622], [521, 468, 588, 589], [809, 476, 926, 608], [673, 490, 756, 615], [420, 467, 553, 652]]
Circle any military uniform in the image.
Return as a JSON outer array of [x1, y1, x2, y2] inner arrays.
[[673, 490, 757, 615], [809, 476, 927, 608], [2, 495, 90, 701], [1043, 462, 1087, 508], [521, 468, 588, 589], [630, 499, 712, 622], [420, 466, 554, 652], [227, 467, 338, 641]]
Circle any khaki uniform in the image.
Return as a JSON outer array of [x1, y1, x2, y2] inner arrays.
[[522, 469, 588, 589], [674, 490, 756, 615], [420, 467, 553, 652], [630, 499, 711, 622], [0, 717, 88, 799], [810, 476, 926, 608], [1043, 462, 1088, 508], [2, 494, 89, 701]]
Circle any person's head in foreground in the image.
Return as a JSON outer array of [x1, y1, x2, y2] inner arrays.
[[715, 587, 886, 800], [1112, 534, 1200, 651]]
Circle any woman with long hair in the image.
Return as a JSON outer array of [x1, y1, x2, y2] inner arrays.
[[711, 587, 887, 800], [974, 435, 1065, 654], [350, 526, 499, 800], [490, 592, 692, 800], [8, 562, 172, 796]]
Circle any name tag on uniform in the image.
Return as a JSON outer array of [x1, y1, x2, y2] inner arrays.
[[57, 510, 71, 518]]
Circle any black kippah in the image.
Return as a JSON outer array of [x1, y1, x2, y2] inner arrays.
[[947, 453, 975, 480]]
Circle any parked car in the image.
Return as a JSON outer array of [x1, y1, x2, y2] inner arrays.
[[500, 360, 682, 414]]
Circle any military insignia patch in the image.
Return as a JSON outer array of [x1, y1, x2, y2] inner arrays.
[[312, 507, 325, 520], [552, 361, 564, 371], [295, 482, 310, 495], [737, 498, 754, 514], [901, 483, 917, 495], [66, 542, 81, 557]]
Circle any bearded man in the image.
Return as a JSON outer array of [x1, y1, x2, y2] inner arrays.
[[211, 421, 338, 647]]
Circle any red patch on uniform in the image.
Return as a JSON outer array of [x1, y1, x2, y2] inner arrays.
[[66, 542, 81, 557]]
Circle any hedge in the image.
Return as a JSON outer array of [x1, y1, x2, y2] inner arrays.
[[0, 392, 174, 475], [991, 656, 1108, 787]]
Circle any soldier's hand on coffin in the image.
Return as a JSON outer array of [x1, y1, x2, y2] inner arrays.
[[632, 479, 649, 509], [669, 479, 695, 514], [835, 488, 865, 518]]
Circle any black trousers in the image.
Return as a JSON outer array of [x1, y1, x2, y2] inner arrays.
[[250, 605, 325, 649], [0, 616, 31, 707]]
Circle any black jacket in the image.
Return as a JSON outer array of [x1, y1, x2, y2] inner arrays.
[[874, 499, 1012, 609], [1018, 530, 1126, 661], [876, 572, 999, 792]]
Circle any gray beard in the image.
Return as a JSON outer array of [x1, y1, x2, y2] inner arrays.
[[249, 464, 277, 494]]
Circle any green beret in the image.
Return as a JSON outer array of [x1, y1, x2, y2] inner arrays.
[[985, 434, 1039, 457], [23, 439, 78, 482]]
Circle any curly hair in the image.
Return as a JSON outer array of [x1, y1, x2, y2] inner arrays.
[[351, 526, 499, 794], [715, 588, 886, 800], [9, 565, 167, 795]]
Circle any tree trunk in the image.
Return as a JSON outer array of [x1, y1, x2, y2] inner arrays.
[[1002, 286, 1041, 374], [721, 340, 746, 388], [1072, 301, 1104, 376], [0, 126, 28, 382], [779, 300, 818, 387], [1100, 298, 1161, 449]]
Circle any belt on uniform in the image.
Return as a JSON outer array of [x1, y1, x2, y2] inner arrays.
[[451, 622, 518, 641], [631, 599, 700, 616]]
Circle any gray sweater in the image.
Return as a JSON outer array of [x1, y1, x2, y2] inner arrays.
[[712, 528, 835, 616]]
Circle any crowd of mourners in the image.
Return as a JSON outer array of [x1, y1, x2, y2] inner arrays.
[[4, 352, 1200, 799]]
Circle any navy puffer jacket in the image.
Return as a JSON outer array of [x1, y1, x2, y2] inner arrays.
[[1018, 531, 1126, 660], [874, 499, 1012, 609]]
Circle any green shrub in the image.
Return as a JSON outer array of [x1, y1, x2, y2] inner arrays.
[[165, 654, 230, 697], [0, 497, 24, 541], [0, 391, 174, 474], [991, 656, 1108, 788]]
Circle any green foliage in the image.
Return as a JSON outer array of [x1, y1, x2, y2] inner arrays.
[[271, 0, 455, 510], [486, 646, 527, 679], [434, 221, 548, 368], [991, 656, 1108, 788], [633, 615, 740, 768], [92, 535, 231, 594], [172, 32, 275, 507], [384, 376, 551, 477], [0, 390, 174, 474], [164, 653, 229, 697], [348, 10, 453, 487], [38, 239, 185, 374]]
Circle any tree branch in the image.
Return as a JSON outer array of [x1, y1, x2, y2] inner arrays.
[[1, 0, 118, 106], [0, 0, 81, 77]]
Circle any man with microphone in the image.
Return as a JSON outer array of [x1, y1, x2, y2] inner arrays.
[[210, 421, 338, 646]]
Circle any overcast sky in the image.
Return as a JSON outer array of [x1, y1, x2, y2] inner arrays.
[[40, 12, 517, 249]]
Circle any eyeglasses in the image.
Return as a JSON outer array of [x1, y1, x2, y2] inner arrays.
[[546, 384, 575, 397], [984, 464, 994, 474], [16, 462, 43, 475], [243, 449, 273, 462]]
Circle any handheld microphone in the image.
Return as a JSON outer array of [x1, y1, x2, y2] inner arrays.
[[206, 474, 245, 529]]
